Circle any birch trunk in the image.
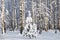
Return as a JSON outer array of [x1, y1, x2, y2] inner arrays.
[[2, 0, 5, 34], [20, 0, 25, 34]]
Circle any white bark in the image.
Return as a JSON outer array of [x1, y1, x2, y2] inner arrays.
[[2, 0, 5, 34]]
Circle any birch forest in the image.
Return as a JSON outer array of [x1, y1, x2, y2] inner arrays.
[[0, 0, 60, 38]]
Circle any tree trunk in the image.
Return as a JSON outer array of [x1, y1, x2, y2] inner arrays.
[[2, 0, 5, 34], [20, 0, 25, 34], [12, 0, 15, 31]]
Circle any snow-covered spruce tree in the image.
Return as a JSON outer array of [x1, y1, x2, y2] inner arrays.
[[23, 11, 37, 38]]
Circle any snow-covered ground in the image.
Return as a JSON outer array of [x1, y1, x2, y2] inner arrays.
[[0, 30, 60, 40]]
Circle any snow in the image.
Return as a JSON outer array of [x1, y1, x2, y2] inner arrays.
[[0, 30, 60, 40]]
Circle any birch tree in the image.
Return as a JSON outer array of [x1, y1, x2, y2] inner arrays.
[[2, 0, 5, 34], [11, 0, 15, 31], [20, 0, 25, 34]]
